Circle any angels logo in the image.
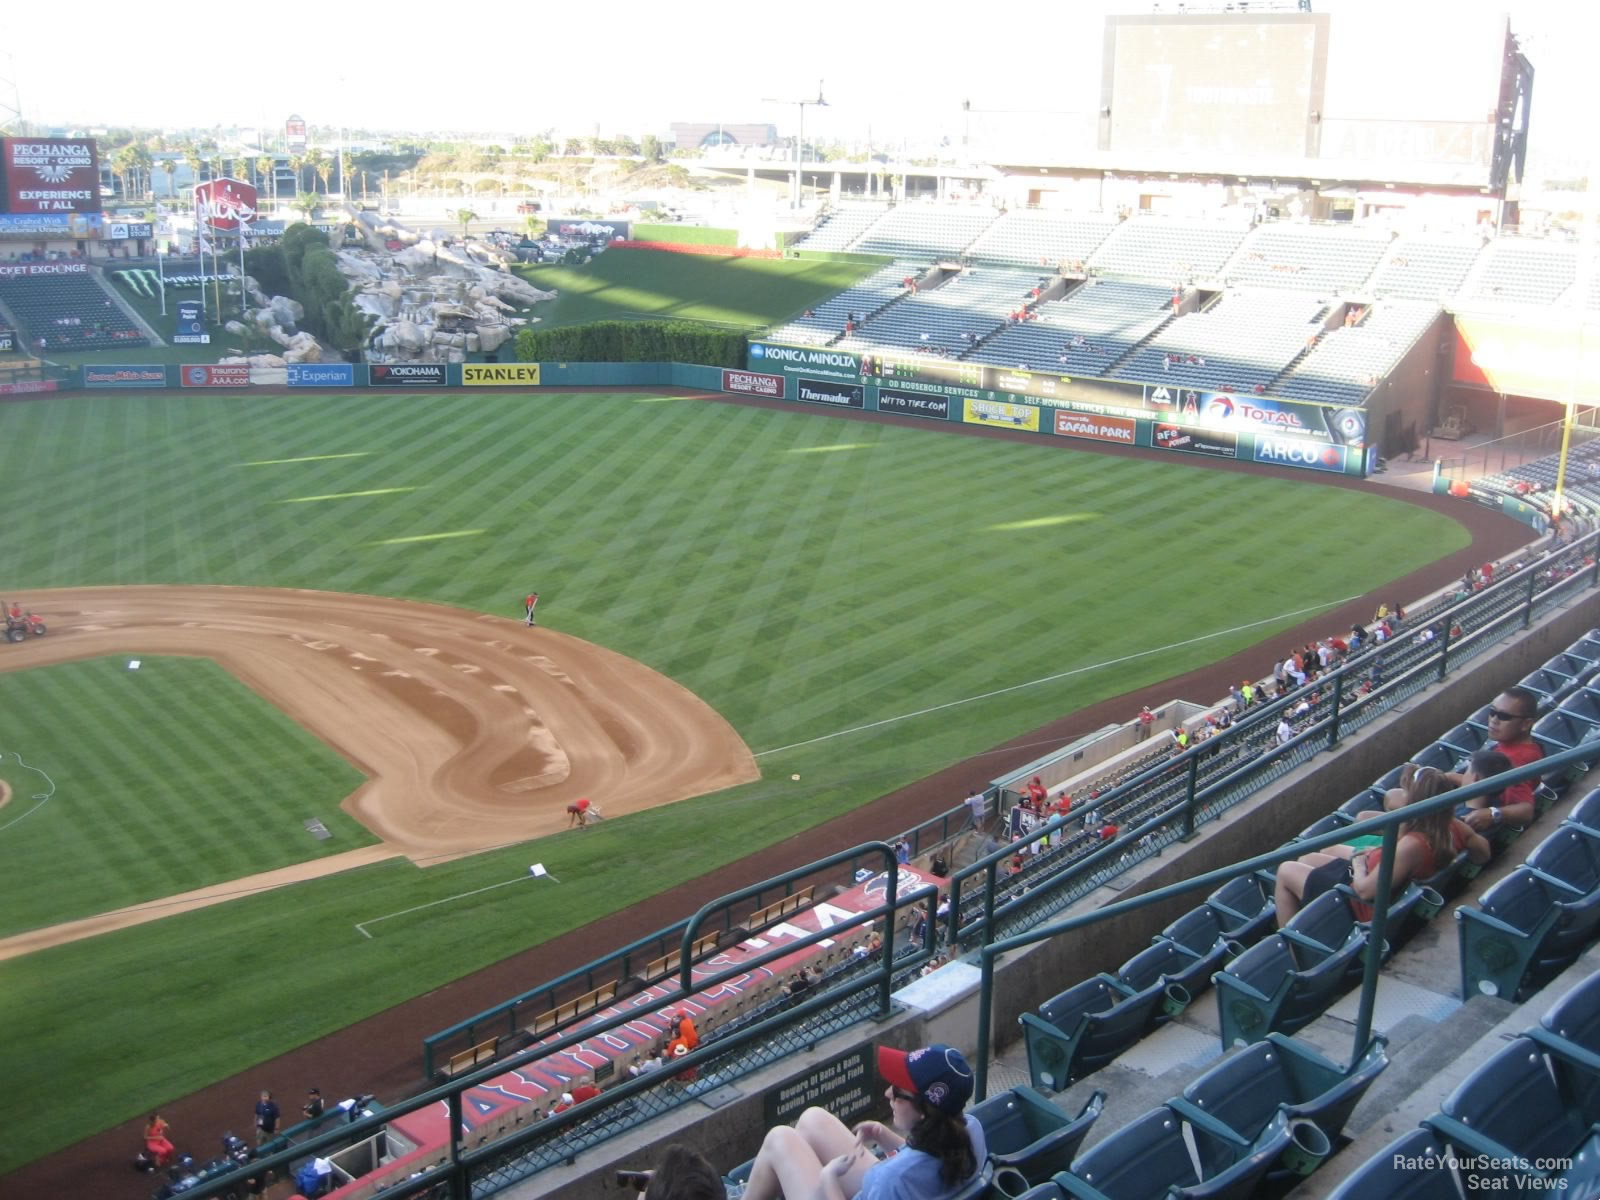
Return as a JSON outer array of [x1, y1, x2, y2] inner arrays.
[[194, 178, 259, 231], [34, 162, 75, 183]]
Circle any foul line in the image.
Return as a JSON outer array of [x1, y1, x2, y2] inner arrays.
[[0, 751, 56, 833], [355, 869, 559, 939], [754, 594, 1362, 758]]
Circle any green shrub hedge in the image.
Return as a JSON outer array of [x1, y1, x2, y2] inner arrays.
[[630, 223, 738, 246], [514, 320, 747, 366]]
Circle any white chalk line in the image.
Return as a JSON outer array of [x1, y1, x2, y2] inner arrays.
[[0, 750, 56, 832], [355, 869, 559, 939], [754, 594, 1363, 758]]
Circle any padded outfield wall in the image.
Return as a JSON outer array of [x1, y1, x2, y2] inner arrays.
[[28, 354, 1372, 478]]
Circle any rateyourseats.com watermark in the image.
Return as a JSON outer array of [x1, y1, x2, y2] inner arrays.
[[1396, 1151, 1574, 1189]]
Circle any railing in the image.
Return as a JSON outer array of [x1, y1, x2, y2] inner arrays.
[[972, 743, 1599, 1098], [172, 529, 1599, 1200]]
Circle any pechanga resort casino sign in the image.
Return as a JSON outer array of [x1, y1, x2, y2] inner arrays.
[[1, 138, 101, 214]]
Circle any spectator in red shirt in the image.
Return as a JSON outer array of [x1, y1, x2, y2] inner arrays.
[[1449, 687, 1542, 832], [1025, 776, 1047, 809]]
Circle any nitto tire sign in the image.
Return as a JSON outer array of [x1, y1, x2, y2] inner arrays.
[[1153, 422, 1237, 458], [795, 377, 864, 409], [877, 388, 949, 420], [723, 369, 784, 398], [1252, 435, 1346, 473], [371, 364, 445, 387]]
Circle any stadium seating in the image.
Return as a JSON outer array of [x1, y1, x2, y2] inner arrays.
[[794, 206, 888, 253], [767, 261, 920, 345], [1271, 301, 1441, 405], [838, 267, 1038, 356], [1225, 223, 1393, 293], [0, 270, 150, 351], [968, 1085, 1105, 1185], [1369, 235, 1485, 301], [1054, 1104, 1292, 1200], [1461, 237, 1580, 306], [1018, 972, 1168, 1092], [851, 205, 1000, 260], [1086, 216, 1252, 281], [965, 210, 1120, 270], [1112, 290, 1328, 391], [1325, 1127, 1461, 1200], [965, 280, 1172, 376]]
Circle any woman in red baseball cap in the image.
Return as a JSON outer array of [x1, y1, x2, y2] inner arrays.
[[733, 1043, 984, 1200]]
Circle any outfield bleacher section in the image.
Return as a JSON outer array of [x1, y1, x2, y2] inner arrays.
[[1087, 216, 1252, 281], [850, 204, 999, 260], [0, 270, 149, 351], [1460, 236, 1580, 306], [1368, 234, 1485, 301], [965, 280, 1173, 376], [966, 210, 1120, 270], [1226, 223, 1393, 293], [836, 268, 1037, 356], [766, 261, 918, 346], [1271, 300, 1441, 405], [1110, 290, 1328, 391], [794, 205, 887, 253]]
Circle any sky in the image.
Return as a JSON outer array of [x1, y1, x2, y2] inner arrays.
[[1, 0, 1590, 174]]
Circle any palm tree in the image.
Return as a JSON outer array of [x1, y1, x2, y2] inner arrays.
[[111, 144, 137, 201], [130, 144, 154, 201], [454, 208, 478, 243], [315, 158, 334, 196], [305, 148, 326, 194], [255, 156, 275, 207], [293, 192, 319, 221], [183, 146, 204, 197], [288, 154, 305, 195]]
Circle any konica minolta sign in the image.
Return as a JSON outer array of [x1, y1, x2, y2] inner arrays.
[[748, 342, 861, 382]]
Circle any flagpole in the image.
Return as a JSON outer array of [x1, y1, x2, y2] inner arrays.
[[195, 181, 206, 318], [157, 243, 166, 318]]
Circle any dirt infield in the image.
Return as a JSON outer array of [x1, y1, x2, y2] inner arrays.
[[0, 585, 757, 956], [1, 429, 1540, 1196]]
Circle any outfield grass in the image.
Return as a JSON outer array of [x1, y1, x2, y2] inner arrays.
[[0, 656, 370, 936], [0, 389, 1471, 1170], [511, 248, 879, 329]]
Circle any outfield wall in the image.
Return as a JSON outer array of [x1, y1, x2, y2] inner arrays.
[[41, 356, 1369, 479]]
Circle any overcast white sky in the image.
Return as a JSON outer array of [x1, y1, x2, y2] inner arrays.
[[2, 0, 1589, 172]]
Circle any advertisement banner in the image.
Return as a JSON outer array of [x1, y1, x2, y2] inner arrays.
[[0, 379, 59, 395], [723, 368, 784, 398], [877, 388, 950, 420], [180, 364, 250, 388], [462, 363, 541, 386], [794, 377, 864, 408], [285, 115, 308, 153], [173, 300, 209, 345], [83, 365, 168, 388], [1054, 410, 1138, 444], [106, 221, 154, 240], [2, 138, 101, 214], [0, 330, 12, 352], [1251, 434, 1348, 473], [1153, 422, 1237, 458], [1145, 385, 1363, 446], [963, 397, 1041, 432], [0, 212, 103, 236], [748, 342, 862, 383], [0, 262, 89, 278], [287, 363, 355, 387], [370, 363, 446, 387], [194, 178, 259, 231]]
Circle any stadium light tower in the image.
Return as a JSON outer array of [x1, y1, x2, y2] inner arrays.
[[762, 81, 827, 208]]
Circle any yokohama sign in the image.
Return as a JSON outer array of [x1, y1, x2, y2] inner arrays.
[[2, 138, 101, 214]]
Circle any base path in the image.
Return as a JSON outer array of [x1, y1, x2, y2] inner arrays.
[[0, 585, 758, 943]]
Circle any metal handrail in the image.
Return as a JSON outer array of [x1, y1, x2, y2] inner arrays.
[[972, 743, 1594, 1099]]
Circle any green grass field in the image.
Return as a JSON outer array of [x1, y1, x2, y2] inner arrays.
[[511, 248, 878, 329], [0, 656, 369, 936], [0, 387, 1476, 1171]]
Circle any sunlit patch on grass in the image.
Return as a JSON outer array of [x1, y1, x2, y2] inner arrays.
[[787, 443, 873, 454], [985, 514, 1101, 532], [241, 452, 372, 466], [367, 530, 486, 546], [279, 488, 418, 504]]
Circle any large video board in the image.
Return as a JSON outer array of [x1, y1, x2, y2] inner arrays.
[[1, 138, 101, 215], [1102, 14, 1328, 159]]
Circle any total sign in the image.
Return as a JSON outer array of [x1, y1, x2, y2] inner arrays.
[[1252, 434, 1347, 474]]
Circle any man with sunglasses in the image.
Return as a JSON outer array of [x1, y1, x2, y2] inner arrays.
[[1444, 686, 1543, 834]]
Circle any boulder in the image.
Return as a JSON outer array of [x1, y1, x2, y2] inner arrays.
[[476, 324, 512, 353], [247, 353, 286, 368], [224, 320, 249, 336], [389, 320, 429, 352], [268, 295, 303, 328]]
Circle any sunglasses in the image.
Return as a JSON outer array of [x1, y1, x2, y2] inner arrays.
[[1486, 707, 1532, 722], [890, 1088, 918, 1103]]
